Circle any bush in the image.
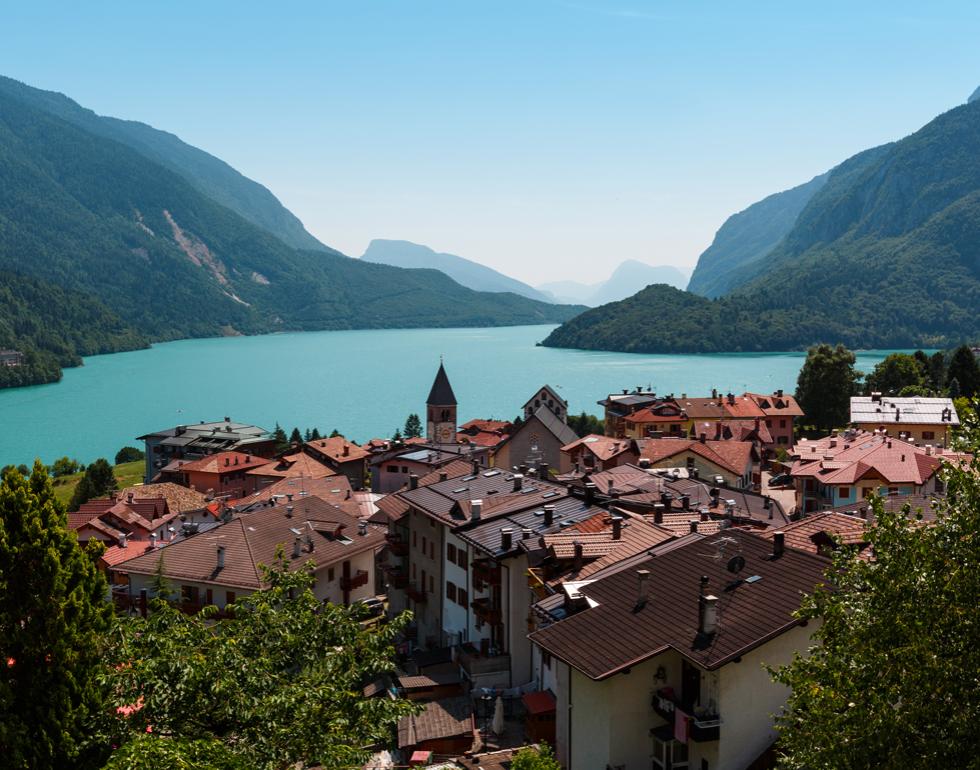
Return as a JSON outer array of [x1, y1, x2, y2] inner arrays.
[[114, 446, 145, 465]]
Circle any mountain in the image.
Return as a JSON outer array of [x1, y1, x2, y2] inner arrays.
[[0, 76, 331, 253], [0, 80, 583, 386], [538, 260, 688, 306], [360, 239, 552, 302], [543, 93, 980, 354], [686, 173, 829, 298]]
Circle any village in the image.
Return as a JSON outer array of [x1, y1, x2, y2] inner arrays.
[[63, 362, 967, 770]]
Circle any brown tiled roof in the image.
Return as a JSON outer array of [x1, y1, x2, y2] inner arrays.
[[397, 696, 473, 748], [305, 437, 370, 464], [175, 451, 272, 475], [561, 435, 636, 461], [114, 496, 385, 590], [117, 483, 210, 514], [530, 529, 829, 678], [761, 513, 870, 558], [745, 392, 805, 417], [397, 671, 462, 690], [245, 451, 335, 480], [636, 438, 753, 476], [790, 435, 942, 486], [229, 474, 353, 510]]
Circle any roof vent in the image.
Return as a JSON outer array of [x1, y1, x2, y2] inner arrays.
[[543, 504, 555, 526], [513, 474, 524, 492], [634, 569, 651, 611], [772, 531, 785, 558], [700, 595, 719, 635], [500, 527, 513, 552], [471, 499, 483, 521]]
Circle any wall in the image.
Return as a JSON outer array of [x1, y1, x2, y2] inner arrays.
[[496, 415, 567, 475], [506, 552, 533, 685], [313, 547, 378, 604], [647, 451, 745, 488], [855, 421, 952, 447], [407, 508, 444, 647]]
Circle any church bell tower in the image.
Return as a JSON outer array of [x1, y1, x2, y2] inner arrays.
[[426, 361, 458, 444]]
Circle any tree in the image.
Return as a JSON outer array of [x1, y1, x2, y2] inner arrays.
[[68, 458, 117, 511], [511, 743, 561, 770], [949, 376, 961, 399], [865, 353, 926, 395], [391, 429, 403, 443], [272, 423, 288, 452], [288, 427, 303, 446], [101, 555, 417, 769], [795, 344, 861, 431], [928, 350, 947, 391], [309, 427, 322, 441], [148, 552, 173, 602], [567, 412, 604, 438], [49, 456, 80, 477], [0, 463, 112, 770], [403, 413, 423, 439], [770, 447, 980, 768], [946, 345, 980, 398], [329, 428, 342, 438], [114, 446, 144, 465]]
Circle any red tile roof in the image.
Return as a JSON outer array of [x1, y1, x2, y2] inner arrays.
[[175, 451, 272, 475], [304, 437, 370, 464], [244, 451, 335, 480], [561, 435, 636, 461], [791, 435, 943, 486], [636, 438, 753, 476], [761, 512, 871, 559], [745, 392, 805, 417]]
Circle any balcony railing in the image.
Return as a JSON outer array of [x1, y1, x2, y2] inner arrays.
[[457, 644, 510, 677], [652, 688, 721, 742], [405, 584, 428, 603], [472, 559, 501, 589], [471, 596, 503, 626], [385, 533, 409, 556], [341, 569, 369, 592]]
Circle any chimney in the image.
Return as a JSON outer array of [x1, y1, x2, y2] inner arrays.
[[871, 391, 882, 403], [513, 474, 524, 492], [500, 527, 513, 551], [689, 519, 698, 534], [292, 536, 301, 559], [573, 541, 584, 572], [522, 527, 534, 540], [636, 569, 651, 608], [611, 514, 623, 540], [149, 532, 158, 548], [216, 545, 225, 570], [538, 462, 549, 479], [701, 594, 719, 635], [439, 471, 448, 482], [358, 520, 368, 536], [638, 457, 651, 469], [773, 531, 785, 558], [727, 393, 735, 406], [409, 474, 419, 490], [653, 503, 664, 524], [343, 444, 350, 457], [715, 422, 722, 440], [287, 493, 294, 502], [699, 432, 707, 444], [127, 492, 135, 503], [471, 499, 483, 521], [680, 494, 690, 511], [119, 533, 127, 548], [473, 459, 481, 476], [543, 504, 555, 526], [286, 504, 294, 518], [607, 478, 615, 495], [777, 389, 784, 398], [711, 388, 718, 400], [584, 481, 596, 504]]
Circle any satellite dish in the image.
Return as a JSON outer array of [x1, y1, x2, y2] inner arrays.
[[726, 555, 746, 574]]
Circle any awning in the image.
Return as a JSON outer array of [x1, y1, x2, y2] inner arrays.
[[522, 690, 557, 715]]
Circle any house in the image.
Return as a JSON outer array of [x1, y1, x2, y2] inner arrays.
[[789, 432, 955, 513], [303, 436, 371, 489], [371, 445, 490, 494], [598, 389, 668, 437], [744, 390, 804, 448], [114, 482, 210, 514], [760, 512, 872, 560], [523, 385, 568, 423], [679, 391, 803, 453], [457, 419, 512, 449], [68, 492, 181, 546], [529, 530, 829, 770], [634, 437, 756, 489], [397, 696, 474, 757], [136, 418, 275, 484], [157, 450, 275, 500], [112, 495, 386, 612], [560, 435, 639, 474], [851, 394, 959, 446], [493, 407, 578, 476], [243, 450, 336, 490], [622, 401, 689, 439], [0, 349, 24, 367]]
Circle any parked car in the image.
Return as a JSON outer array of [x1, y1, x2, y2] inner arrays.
[[356, 597, 384, 617], [768, 473, 792, 487]]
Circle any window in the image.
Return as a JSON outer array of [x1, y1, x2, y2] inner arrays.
[[226, 591, 236, 605], [923, 431, 935, 440], [412, 563, 417, 580], [458, 550, 468, 571], [429, 542, 435, 559], [428, 575, 434, 593], [862, 487, 873, 499], [447, 543, 457, 563], [542, 650, 552, 668], [777, 435, 789, 445], [838, 487, 851, 499], [180, 585, 199, 604], [401, 466, 409, 473], [422, 535, 427, 554], [446, 582, 457, 602], [386, 465, 398, 473], [888, 487, 898, 495], [327, 567, 335, 582], [457, 588, 468, 607]]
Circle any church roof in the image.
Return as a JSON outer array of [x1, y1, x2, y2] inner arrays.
[[426, 363, 457, 406]]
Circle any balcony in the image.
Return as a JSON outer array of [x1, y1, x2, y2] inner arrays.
[[405, 584, 428, 603], [341, 569, 369, 592], [652, 688, 721, 742], [457, 643, 511, 678], [472, 559, 501, 590], [471, 596, 503, 626], [385, 533, 409, 557]]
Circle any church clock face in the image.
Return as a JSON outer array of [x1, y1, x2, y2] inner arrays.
[[438, 425, 455, 443]]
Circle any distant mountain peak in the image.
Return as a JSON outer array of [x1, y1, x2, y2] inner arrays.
[[969, 85, 980, 104]]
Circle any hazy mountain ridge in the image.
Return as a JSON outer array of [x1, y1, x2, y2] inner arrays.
[[538, 260, 688, 306]]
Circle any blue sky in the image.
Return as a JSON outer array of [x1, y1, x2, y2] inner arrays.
[[3, 1, 979, 284]]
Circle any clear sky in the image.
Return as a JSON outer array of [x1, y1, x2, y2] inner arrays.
[[3, 1, 979, 285]]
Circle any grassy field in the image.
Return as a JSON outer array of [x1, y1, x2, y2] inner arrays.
[[51, 460, 145, 506]]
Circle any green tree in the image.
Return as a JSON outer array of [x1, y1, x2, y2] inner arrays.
[[113, 446, 144, 465], [403, 413, 423, 439], [795, 344, 861, 432], [309, 427, 322, 441], [511, 742, 561, 770], [567, 412, 604, 438], [928, 351, 947, 391], [288, 427, 303, 446], [329, 428, 342, 438], [101, 555, 417, 769], [148, 552, 173, 602], [272, 423, 289, 452], [865, 352, 926, 395], [0, 462, 112, 770], [770, 450, 980, 768], [392, 429, 403, 443], [49, 456, 80, 477], [946, 345, 980, 398], [68, 458, 117, 511]]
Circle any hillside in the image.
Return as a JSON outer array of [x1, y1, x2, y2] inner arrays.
[[0, 87, 583, 387], [686, 172, 829, 298], [361, 239, 551, 302], [543, 95, 980, 353], [0, 76, 332, 253], [538, 260, 687, 306]]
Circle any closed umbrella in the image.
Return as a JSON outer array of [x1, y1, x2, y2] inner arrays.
[[492, 694, 505, 735]]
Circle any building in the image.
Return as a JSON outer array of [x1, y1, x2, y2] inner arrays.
[[523, 385, 568, 423], [622, 401, 689, 439], [790, 432, 955, 513], [851, 394, 959, 446], [0, 349, 24, 367], [560, 435, 639, 473], [744, 391, 804, 448], [635, 437, 756, 489], [493, 407, 578, 476], [427, 362, 458, 444], [68, 492, 181, 547], [371, 444, 490, 494], [243, 450, 336, 490], [137, 418, 275, 484], [598, 389, 666, 437], [157, 450, 275, 499], [112, 495, 385, 612], [529, 530, 829, 770], [396, 696, 475, 757], [457, 419, 512, 449], [303, 436, 371, 489]]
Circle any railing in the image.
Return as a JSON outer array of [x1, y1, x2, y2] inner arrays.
[[471, 596, 503, 626], [457, 645, 510, 677], [406, 584, 428, 603], [385, 533, 409, 556], [652, 688, 721, 742], [472, 559, 501, 589], [341, 569, 369, 592]]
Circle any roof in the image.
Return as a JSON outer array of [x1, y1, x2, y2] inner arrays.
[[790, 435, 943, 486], [851, 396, 959, 426], [745, 392, 805, 417], [113, 496, 384, 590], [825, 491, 946, 523], [525, 384, 568, 409], [397, 671, 462, 690], [526, 406, 578, 447], [561, 435, 636, 461], [115, 483, 209, 514], [137, 419, 269, 442], [229, 474, 355, 511], [636, 438, 754, 476], [530, 529, 829, 679], [761, 512, 871, 558], [244, 451, 335, 480], [304, 437, 371, 464], [173, 451, 271, 475], [397, 696, 472, 748], [522, 690, 557, 714], [426, 362, 457, 406]]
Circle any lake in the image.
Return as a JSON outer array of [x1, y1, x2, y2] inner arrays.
[[0, 325, 904, 467]]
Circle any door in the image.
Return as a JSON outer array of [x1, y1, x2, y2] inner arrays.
[[681, 660, 701, 711]]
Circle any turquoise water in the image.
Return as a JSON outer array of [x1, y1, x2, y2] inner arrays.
[[0, 325, 904, 467]]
